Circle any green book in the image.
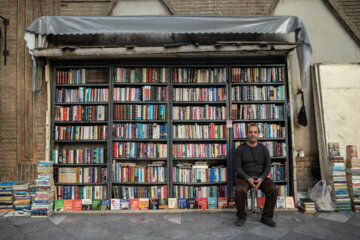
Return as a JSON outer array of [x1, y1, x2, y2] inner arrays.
[[91, 199, 101, 210], [54, 199, 64, 212]]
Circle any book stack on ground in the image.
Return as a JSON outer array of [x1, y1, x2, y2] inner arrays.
[[13, 182, 31, 213], [346, 145, 360, 211], [298, 198, 316, 214], [328, 157, 352, 212], [31, 161, 55, 217], [0, 182, 16, 212]]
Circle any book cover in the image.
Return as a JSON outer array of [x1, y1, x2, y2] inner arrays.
[[187, 198, 198, 209], [101, 199, 111, 210], [120, 199, 130, 210], [54, 199, 64, 212], [208, 197, 217, 209], [82, 199, 92, 210], [347, 145, 358, 159], [139, 198, 149, 210], [257, 197, 266, 209], [111, 198, 120, 210], [63, 199, 73, 211], [149, 198, 159, 210], [177, 198, 187, 209], [328, 142, 340, 157], [130, 198, 140, 210], [168, 198, 177, 209], [285, 196, 295, 208], [72, 199, 82, 211], [159, 198, 168, 209], [228, 198, 236, 209], [198, 197, 208, 209], [91, 199, 101, 210], [276, 196, 286, 208], [218, 197, 228, 209]]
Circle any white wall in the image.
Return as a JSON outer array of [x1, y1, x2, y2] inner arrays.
[[274, 0, 360, 157], [111, 0, 171, 16]]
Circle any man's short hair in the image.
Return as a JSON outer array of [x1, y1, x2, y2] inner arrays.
[[247, 123, 259, 133]]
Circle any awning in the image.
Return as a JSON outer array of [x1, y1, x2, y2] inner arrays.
[[25, 16, 312, 90]]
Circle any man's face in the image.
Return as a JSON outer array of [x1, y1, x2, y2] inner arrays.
[[247, 126, 259, 143]]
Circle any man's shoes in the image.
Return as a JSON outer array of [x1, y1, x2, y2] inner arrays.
[[235, 217, 246, 226], [260, 218, 277, 228]]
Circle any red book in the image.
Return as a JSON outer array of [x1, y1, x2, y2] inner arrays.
[[218, 197, 228, 209], [64, 199, 73, 211], [198, 197, 208, 210], [72, 199, 82, 211], [257, 197, 266, 209], [130, 199, 140, 210]]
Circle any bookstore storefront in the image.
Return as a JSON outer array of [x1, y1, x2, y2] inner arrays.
[[25, 16, 312, 211]]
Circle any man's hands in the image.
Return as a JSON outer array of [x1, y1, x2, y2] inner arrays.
[[247, 178, 263, 190]]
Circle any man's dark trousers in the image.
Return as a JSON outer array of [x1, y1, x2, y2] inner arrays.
[[235, 177, 278, 220]]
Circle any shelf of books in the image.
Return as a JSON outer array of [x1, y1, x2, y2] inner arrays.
[[229, 65, 290, 201], [110, 66, 169, 200], [170, 67, 229, 199], [51, 67, 110, 202]]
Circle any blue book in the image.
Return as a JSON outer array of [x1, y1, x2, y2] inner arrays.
[[208, 197, 218, 209], [120, 199, 130, 210], [177, 198, 187, 209]]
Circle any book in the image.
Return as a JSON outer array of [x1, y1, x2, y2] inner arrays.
[[168, 198, 177, 209], [177, 198, 187, 209], [149, 198, 159, 210], [54, 199, 64, 212], [82, 199, 92, 210], [257, 197, 266, 209], [347, 145, 358, 159], [228, 198, 236, 209], [159, 199, 168, 209], [91, 199, 101, 210], [187, 198, 198, 209], [72, 199, 82, 211], [139, 198, 149, 210], [130, 199, 139, 210], [198, 197, 208, 209], [111, 199, 120, 210], [101, 199, 111, 210], [63, 199, 73, 211], [208, 197, 217, 209], [218, 197, 228, 209], [120, 199, 130, 210], [328, 142, 340, 157], [285, 196, 295, 208], [276, 196, 285, 208]]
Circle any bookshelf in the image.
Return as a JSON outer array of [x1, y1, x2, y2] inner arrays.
[[50, 62, 292, 203], [229, 65, 290, 197], [51, 67, 110, 200]]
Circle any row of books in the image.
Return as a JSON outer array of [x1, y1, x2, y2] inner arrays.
[[231, 85, 285, 101], [232, 123, 286, 139], [173, 105, 227, 120], [113, 142, 167, 158], [173, 67, 227, 83], [54, 125, 108, 140], [114, 67, 168, 83], [51, 147, 106, 164], [231, 67, 285, 83], [112, 161, 166, 183], [56, 167, 107, 184], [172, 143, 227, 158], [269, 163, 286, 181], [113, 86, 168, 102], [233, 141, 287, 158], [113, 104, 166, 120], [244, 185, 288, 197], [113, 123, 168, 139], [0, 182, 16, 212], [112, 185, 167, 199], [345, 145, 360, 211], [172, 87, 226, 102], [13, 182, 31, 211], [56, 87, 109, 103], [173, 185, 228, 198], [56, 185, 107, 200], [172, 166, 227, 183], [56, 68, 108, 84], [231, 104, 284, 120], [173, 123, 227, 139], [54, 105, 107, 121]]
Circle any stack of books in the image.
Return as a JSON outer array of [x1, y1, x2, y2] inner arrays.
[[31, 161, 55, 217], [0, 182, 16, 212], [13, 182, 31, 212], [346, 145, 360, 211], [298, 198, 316, 214], [328, 157, 352, 211]]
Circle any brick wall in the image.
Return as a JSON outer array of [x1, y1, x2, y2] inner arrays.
[[295, 157, 320, 192]]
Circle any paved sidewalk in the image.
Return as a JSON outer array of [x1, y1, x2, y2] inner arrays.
[[1, 211, 360, 240]]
